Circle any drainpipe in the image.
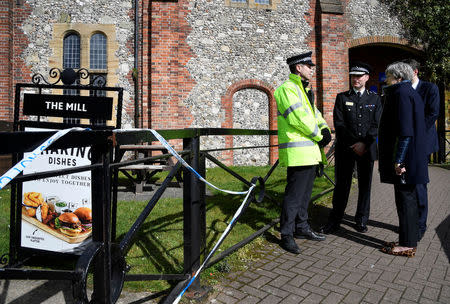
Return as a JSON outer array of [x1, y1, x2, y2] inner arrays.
[[133, 0, 139, 128]]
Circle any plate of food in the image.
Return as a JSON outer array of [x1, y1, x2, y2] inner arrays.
[[22, 192, 92, 244]]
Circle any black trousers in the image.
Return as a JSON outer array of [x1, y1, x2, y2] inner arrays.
[[280, 165, 316, 237], [394, 184, 419, 247], [416, 183, 428, 234], [329, 148, 374, 225]]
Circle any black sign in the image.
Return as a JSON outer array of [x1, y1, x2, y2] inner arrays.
[[23, 94, 113, 120]]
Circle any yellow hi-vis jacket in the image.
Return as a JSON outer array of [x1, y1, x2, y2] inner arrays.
[[275, 73, 330, 167]]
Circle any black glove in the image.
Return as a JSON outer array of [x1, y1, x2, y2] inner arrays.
[[317, 129, 331, 148], [316, 163, 324, 177]]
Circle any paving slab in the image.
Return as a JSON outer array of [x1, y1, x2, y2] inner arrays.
[[208, 164, 450, 304]]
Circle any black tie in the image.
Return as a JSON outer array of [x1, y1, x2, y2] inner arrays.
[[357, 91, 361, 98]]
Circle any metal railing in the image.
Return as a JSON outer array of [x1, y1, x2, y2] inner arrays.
[[0, 128, 336, 303]]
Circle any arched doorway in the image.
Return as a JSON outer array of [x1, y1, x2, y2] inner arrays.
[[232, 88, 270, 166], [220, 79, 277, 166], [349, 44, 424, 94]]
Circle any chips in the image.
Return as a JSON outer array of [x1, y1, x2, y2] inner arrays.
[[23, 192, 44, 207]]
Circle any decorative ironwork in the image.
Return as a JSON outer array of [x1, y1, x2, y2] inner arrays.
[[91, 74, 107, 87], [0, 253, 9, 265], [32, 68, 61, 85], [30, 68, 105, 87]]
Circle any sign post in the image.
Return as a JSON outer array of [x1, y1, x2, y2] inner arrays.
[[1, 68, 124, 303]]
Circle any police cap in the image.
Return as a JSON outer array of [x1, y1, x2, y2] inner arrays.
[[286, 51, 315, 66], [349, 61, 373, 75]]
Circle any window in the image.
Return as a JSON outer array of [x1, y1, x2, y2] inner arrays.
[[226, 0, 277, 9], [51, 24, 119, 126], [63, 33, 81, 124], [90, 33, 107, 70], [63, 33, 80, 69]]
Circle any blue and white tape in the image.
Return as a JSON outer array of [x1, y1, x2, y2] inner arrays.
[[173, 183, 255, 304], [3, 127, 256, 304], [0, 127, 86, 190], [114, 129, 249, 195], [114, 129, 257, 304]]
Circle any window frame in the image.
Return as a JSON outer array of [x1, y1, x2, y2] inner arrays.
[[225, 0, 278, 9]]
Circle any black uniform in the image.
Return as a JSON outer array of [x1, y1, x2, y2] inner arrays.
[[329, 89, 382, 226]]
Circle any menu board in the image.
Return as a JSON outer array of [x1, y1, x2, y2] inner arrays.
[[21, 128, 93, 254]]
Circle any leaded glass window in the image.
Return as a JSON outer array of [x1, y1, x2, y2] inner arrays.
[[90, 33, 107, 70], [63, 33, 80, 124], [63, 33, 80, 69]]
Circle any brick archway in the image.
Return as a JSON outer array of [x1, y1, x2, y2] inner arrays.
[[348, 36, 424, 94], [347, 36, 422, 51], [220, 79, 278, 165]]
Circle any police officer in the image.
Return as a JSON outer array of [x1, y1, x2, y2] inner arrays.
[[320, 62, 382, 234], [275, 51, 331, 254]]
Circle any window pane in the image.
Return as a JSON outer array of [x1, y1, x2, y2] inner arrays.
[[255, 0, 270, 3], [63, 34, 80, 69], [90, 33, 107, 69]]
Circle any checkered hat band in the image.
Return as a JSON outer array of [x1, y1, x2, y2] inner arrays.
[[351, 67, 369, 74], [289, 57, 312, 65]]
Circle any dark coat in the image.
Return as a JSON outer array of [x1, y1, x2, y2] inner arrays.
[[416, 80, 440, 155], [378, 81, 429, 185], [333, 89, 382, 161]]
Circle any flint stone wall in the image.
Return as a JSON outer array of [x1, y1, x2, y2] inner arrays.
[[20, 0, 135, 128], [17, 0, 406, 166]]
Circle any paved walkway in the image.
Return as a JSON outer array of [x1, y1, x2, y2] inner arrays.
[[208, 164, 450, 303], [1, 164, 449, 303]]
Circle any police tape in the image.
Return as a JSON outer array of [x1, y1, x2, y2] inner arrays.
[[113, 129, 259, 303], [173, 183, 256, 304], [3, 127, 258, 304], [0, 127, 86, 190], [114, 129, 249, 195]]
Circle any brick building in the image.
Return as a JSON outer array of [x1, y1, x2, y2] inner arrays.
[[1, 0, 447, 166]]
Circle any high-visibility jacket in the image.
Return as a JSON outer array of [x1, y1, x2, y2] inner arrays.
[[275, 73, 330, 167]]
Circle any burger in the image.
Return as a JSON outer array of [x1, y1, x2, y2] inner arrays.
[[55, 212, 82, 237], [74, 207, 92, 232]]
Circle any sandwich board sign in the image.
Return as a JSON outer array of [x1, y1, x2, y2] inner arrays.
[[21, 130, 93, 253], [13, 68, 122, 255]]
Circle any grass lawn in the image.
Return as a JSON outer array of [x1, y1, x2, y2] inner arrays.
[[0, 165, 334, 294]]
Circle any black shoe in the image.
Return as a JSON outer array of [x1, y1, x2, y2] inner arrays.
[[294, 229, 326, 241], [280, 236, 301, 254], [319, 222, 340, 234], [355, 223, 368, 233]]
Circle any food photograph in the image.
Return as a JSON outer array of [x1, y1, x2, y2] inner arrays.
[[22, 191, 92, 245]]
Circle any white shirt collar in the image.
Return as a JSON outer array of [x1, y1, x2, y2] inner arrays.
[[353, 87, 365, 95], [412, 78, 419, 90]]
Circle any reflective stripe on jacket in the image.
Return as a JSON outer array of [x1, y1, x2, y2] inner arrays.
[[275, 73, 330, 167]]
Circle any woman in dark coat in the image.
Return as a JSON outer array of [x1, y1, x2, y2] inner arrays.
[[378, 62, 428, 257]]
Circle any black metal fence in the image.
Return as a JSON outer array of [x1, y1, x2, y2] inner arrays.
[[0, 128, 335, 303]]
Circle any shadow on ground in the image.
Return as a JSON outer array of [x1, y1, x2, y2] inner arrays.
[[265, 202, 399, 251], [436, 214, 450, 263], [0, 280, 75, 304]]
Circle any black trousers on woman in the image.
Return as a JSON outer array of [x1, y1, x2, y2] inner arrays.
[[393, 184, 419, 247]]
